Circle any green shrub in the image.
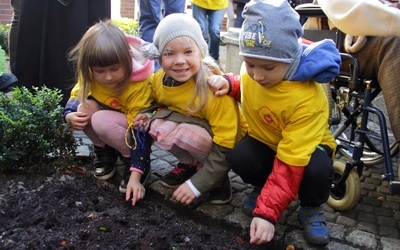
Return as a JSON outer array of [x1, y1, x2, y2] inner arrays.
[[112, 18, 139, 36], [0, 24, 10, 57], [0, 86, 76, 170]]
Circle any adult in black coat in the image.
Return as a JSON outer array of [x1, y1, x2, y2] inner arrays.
[[12, 0, 111, 106]]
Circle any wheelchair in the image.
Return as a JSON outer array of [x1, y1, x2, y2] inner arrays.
[[296, 4, 400, 211]]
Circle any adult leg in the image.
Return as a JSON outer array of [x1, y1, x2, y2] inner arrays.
[[341, 37, 400, 143], [234, 3, 245, 28], [9, 0, 21, 74], [191, 4, 209, 44], [164, 0, 185, 16], [350, 36, 400, 143], [138, 0, 161, 43], [207, 8, 225, 61]]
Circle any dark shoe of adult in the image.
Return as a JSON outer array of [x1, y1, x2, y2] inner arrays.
[[0, 73, 18, 93]]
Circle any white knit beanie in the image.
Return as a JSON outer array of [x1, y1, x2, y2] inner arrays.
[[141, 13, 208, 60], [239, 0, 303, 63]]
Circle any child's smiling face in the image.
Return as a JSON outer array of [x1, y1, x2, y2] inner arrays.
[[243, 56, 290, 88], [161, 37, 202, 83]]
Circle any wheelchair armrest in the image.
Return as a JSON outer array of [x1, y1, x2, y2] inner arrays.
[[294, 3, 326, 17]]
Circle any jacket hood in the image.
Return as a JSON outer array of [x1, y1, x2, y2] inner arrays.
[[290, 39, 341, 83], [125, 34, 154, 82]]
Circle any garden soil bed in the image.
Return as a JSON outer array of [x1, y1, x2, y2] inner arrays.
[[0, 161, 272, 250]]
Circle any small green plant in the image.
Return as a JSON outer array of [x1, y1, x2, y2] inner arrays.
[[0, 86, 76, 170], [112, 17, 139, 36]]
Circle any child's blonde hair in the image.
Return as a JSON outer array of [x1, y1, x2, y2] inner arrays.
[[188, 52, 223, 114], [68, 19, 133, 104]]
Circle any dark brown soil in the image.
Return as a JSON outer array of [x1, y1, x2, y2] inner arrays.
[[0, 162, 275, 250]]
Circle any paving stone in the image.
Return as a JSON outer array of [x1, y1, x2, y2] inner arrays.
[[356, 221, 378, 234], [380, 237, 400, 250], [345, 230, 378, 249], [378, 226, 399, 238]]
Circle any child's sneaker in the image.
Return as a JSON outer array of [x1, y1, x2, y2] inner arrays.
[[208, 176, 232, 204], [242, 186, 262, 216], [93, 145, 117, 180], [119, 158, 151, 193], [298, 205, 330, 245], [160, 163, 197, 188]]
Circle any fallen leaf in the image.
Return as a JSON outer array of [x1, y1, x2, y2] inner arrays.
[[66, 165, 86, 174], [286, 244, 295, 250], [88, 213, 96, 219], [377, 196, 385, 201], [59, 241, 68, 246], [236, 236, 244, 244]]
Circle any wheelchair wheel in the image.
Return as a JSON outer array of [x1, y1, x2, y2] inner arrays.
[[327, 160, 361, 211], [329, 86, 399, 166], [337, 141, 399, 166]]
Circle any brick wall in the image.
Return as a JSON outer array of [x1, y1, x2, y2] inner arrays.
[[0, 0, 12, 25], [120, 0, 136, 19], [0, 1, 137, 25]]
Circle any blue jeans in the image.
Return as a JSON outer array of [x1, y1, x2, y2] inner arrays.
[[138, 0, 185, 43], [191, 4, 225, 61], [234, 3, 246, 28], [138, 0, 185, 71]]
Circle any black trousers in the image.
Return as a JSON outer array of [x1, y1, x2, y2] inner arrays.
[[226, 134, 334, 207], [13, 0, 111, 106]]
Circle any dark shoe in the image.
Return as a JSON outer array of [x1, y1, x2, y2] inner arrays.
[[160, 163, 197, 188], [242, 186, 262, 216], [93, 145, 117, 180], [208, 176, 232, 204], [0, 73, 18, 93], [298, 205, 330, 245], [119, 158, 152, 193]]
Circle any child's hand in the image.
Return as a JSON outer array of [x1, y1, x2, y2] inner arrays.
[[207, 75, 230, 96], [132, 113, 149, 131], [172, 182, 196, 205], [125, 171, 146, 206], [249, 217, 275, 245], [65, 112, 89, 130]]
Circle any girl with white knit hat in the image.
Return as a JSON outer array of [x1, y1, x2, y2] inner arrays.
[[139, 13, 246, 205]]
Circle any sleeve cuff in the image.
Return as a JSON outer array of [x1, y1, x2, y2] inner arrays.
[[185, 179, 201, 197]]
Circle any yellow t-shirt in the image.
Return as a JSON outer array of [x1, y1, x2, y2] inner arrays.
[[152, 71, 243, 149], [241, 67, 336, 166], [191, 0, 228, 10], [69, 75, 154, 124]]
